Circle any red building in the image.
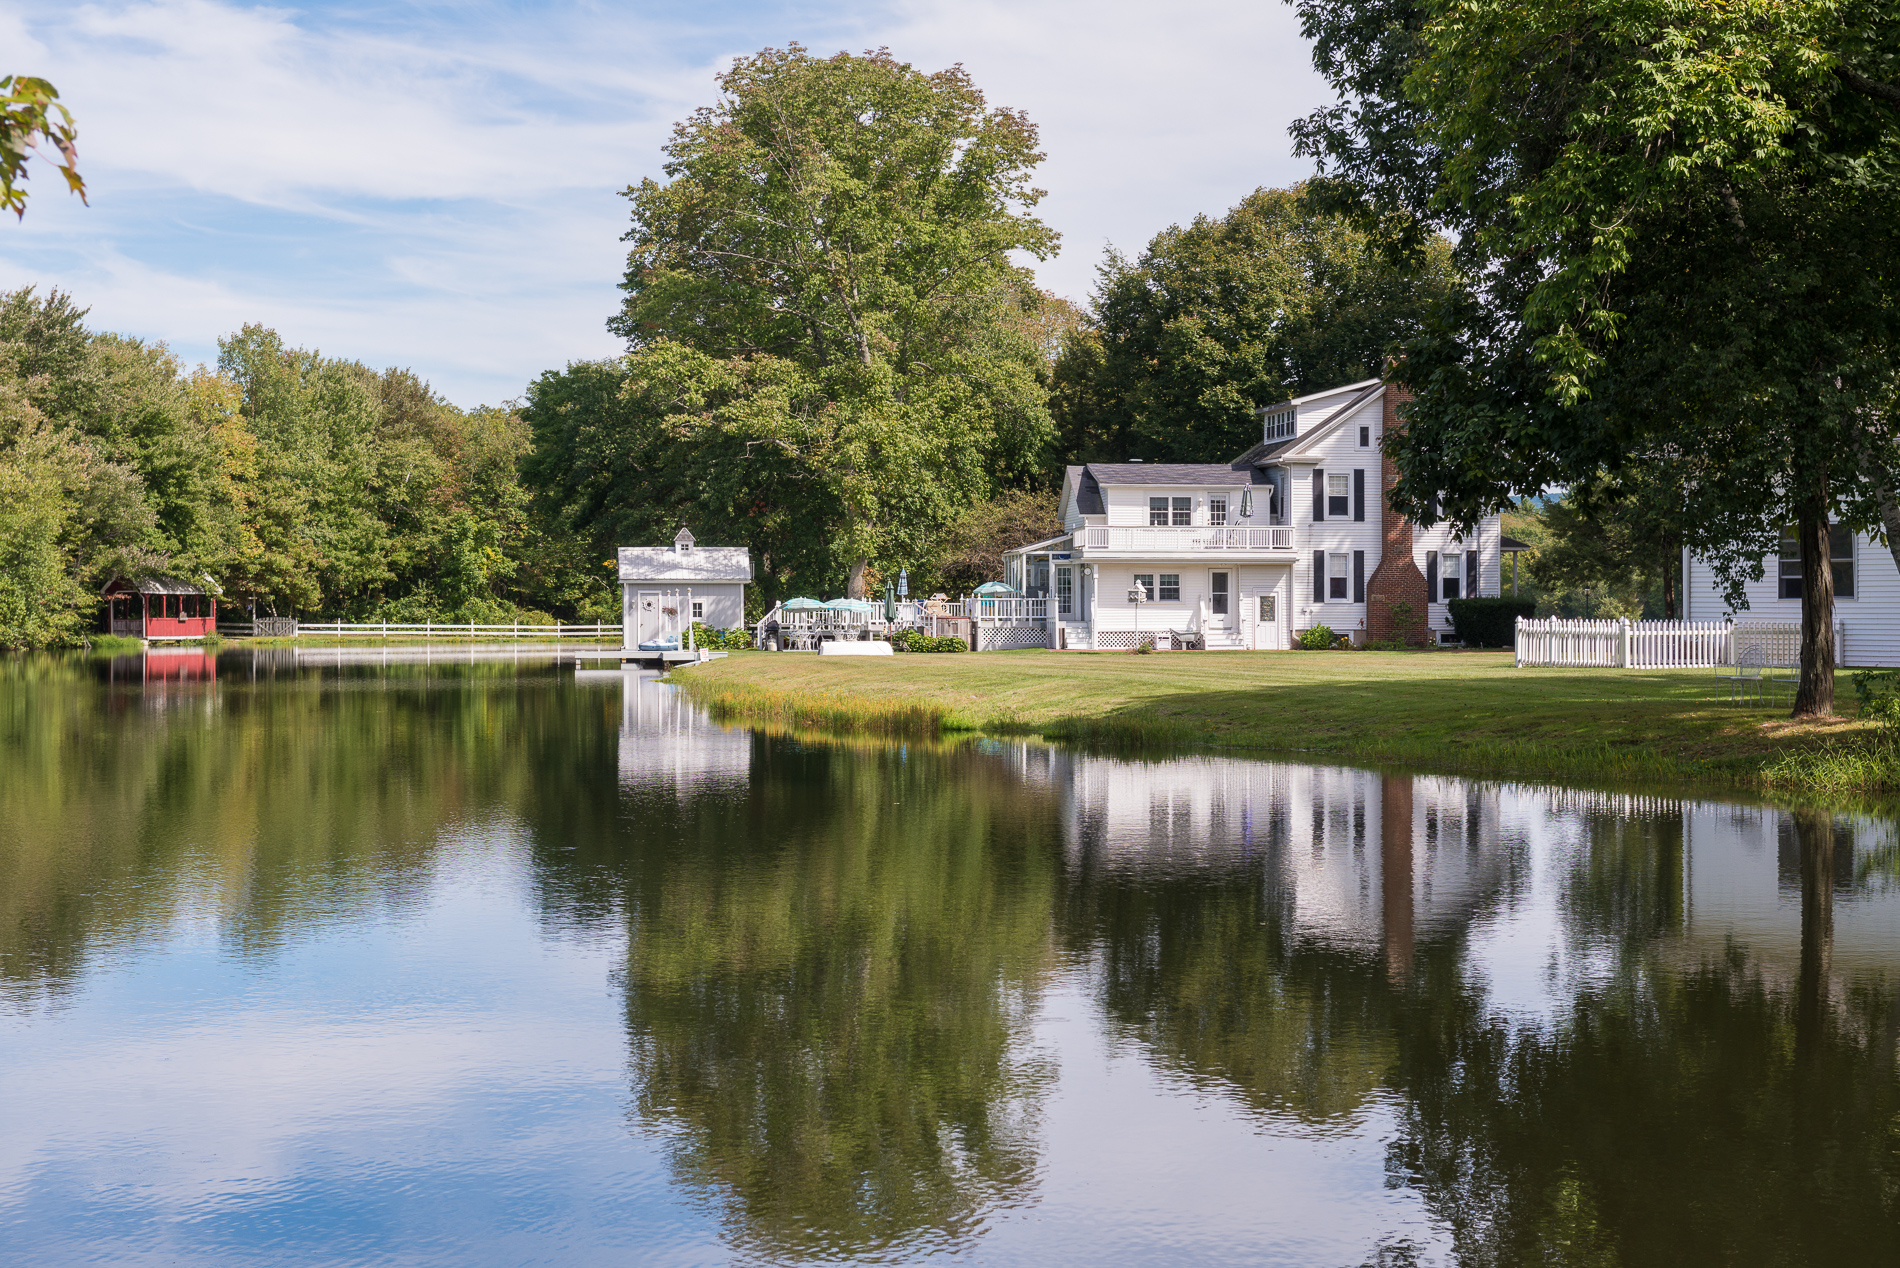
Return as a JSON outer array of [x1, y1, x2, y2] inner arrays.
[[103, 577, 218, 641]]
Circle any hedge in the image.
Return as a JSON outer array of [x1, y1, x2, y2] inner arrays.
[[1445, 597, 1537, 647]]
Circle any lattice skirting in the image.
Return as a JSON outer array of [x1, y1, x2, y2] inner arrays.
[[1091, 631, 1160, 651], [978, 625, 1052, 651]]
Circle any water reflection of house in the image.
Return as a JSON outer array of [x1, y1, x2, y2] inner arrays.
[[993, 744, 1511, 967], [578, 667, 752, 796]]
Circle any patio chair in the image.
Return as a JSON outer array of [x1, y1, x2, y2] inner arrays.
[[1718, 644, 1770, 705]]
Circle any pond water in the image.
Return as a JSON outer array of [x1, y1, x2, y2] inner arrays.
[[3, 649, 1898, 1266]]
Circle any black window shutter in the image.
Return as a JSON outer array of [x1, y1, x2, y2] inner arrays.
[[1424, 492, 1438, 523], [1353, 469, 1365, 522], [1353, 550, 1365, 602], [1426, 552, 1438, 601], [1465, 550, 1478, 598], [1313, 551, 1325, 602], [1312, 470, 1325, 521]]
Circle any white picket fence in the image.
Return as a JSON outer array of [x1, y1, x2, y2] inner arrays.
[[218, 620, 620, 641], [1515, 618, 1843, 669]]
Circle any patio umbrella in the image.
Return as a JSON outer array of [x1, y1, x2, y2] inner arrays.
[[971, 581, 1019, 596], [883, 581, 896, 623], [824, 598, 877, 612], [780, 597, 823, 609]]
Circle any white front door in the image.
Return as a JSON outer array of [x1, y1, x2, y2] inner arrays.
[[1207, 570, 1233, 635]]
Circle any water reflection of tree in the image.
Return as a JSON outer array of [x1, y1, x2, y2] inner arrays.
[[595, 739, 1064, 1262], [0, 655, 587, 1003], [1388, 805, 1900, 1266]]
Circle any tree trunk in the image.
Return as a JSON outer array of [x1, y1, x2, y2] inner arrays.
[[1795, 806, 1834, 1056], [1793, 506, 1835, 717], [846, 556, 869, 600], [1661, 545, 1678, 619]]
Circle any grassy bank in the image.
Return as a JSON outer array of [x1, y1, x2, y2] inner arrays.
[[673, 649, 1900, 793]]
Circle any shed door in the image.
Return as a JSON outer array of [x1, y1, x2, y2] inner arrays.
[[637, 591, 663, 644]]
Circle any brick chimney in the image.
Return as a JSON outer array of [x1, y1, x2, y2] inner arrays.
[[1364, 383, 1430, 646]]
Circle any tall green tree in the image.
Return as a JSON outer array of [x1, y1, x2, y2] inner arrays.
[[1054, 184, 1457, 463], [1290, 0, 1900, 715], [534, 45, 1060, 599], [1528, 465, 1696, 619]]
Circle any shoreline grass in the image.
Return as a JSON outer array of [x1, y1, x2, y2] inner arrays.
[[672, 650, 1900, 798]]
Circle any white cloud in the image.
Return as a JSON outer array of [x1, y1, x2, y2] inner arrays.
[[0, 0, 1333, 405]]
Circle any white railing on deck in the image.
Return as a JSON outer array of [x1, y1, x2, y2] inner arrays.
[[1080, 526, 1295, 552], [1515, 618, 1844, 669], [970, 596, 1048, 622]]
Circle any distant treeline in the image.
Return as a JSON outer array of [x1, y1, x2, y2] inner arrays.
[[0, 288, 603, 648]]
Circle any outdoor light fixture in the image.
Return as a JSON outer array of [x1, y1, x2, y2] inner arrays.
[[1240, 489, 1253, 519]]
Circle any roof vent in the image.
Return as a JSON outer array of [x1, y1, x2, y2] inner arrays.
[[1128, 458, 1143, 463], [674, 526, 695, 553]]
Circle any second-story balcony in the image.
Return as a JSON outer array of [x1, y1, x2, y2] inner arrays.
[[1077, 525, 1295, 555]]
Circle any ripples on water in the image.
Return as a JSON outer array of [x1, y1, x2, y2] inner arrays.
[[1, 649, 1896, 1266]]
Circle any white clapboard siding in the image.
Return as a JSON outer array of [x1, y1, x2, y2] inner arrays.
[[1684, 533, 1900, 667], [1515, 618, 1842, 669]]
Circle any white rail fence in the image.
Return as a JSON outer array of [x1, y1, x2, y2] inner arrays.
[[1515, 618, 1844, 669], [217, 620, 620, 641]]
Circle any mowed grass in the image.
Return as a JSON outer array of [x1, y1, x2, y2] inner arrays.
[[675, 648, 1899, 792]]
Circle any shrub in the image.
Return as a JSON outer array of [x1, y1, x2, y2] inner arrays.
[[1853, 670, 1900, 744], [1299, 624, 1336, 650], [690, 622, 756, 650], [892, 630, 967, 653], [1446, 597, 1537, 647]]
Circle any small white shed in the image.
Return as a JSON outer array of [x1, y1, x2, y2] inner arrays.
[[618, 528, 753, 649]]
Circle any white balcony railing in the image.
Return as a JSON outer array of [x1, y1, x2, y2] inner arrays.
[[1079, 525, 1294, 552]]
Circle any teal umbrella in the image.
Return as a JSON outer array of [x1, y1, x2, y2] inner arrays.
[[972, 581, 1019, 596], [780, 597, 823, 610], [824, 598, 877, 612]]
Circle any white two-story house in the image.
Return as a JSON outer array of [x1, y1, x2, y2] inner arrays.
[[1004, 380, 1505, 649]]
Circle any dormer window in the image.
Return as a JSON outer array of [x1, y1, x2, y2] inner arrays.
[[673, 526, 696, 554], [1262, 408, 1297, 442]]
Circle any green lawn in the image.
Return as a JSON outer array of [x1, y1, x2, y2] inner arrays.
[[675, 648, 1894, 793]]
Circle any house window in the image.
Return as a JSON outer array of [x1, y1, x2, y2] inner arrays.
[[1056, 567, 1073, 615], [1779, 528, 1856, 599], [1208, 496, 1227, 526], [1328, 553, 1349, 600], [1210, 571, 1229, 614], [1441, 552, 1462, 600], [1149, 497, 1169, 526], [1172, 497, 1192, 526], [1133, 574, 1156, 601], [1359, 425, 1370, 447], [691, 600, 704, 620], [1327, 473, 1350, 518], [1159, 574, 1181, 602]]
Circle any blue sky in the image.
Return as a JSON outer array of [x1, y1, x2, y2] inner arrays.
[[2, 0, 1329, 408]]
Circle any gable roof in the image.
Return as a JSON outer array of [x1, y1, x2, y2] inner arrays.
[[102, 575, 209, 596], [1248, 381, 1386, 464], [618, 544, 753, 583]]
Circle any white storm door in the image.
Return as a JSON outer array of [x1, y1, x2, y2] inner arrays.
[[1207, 571, 1233, 632]]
